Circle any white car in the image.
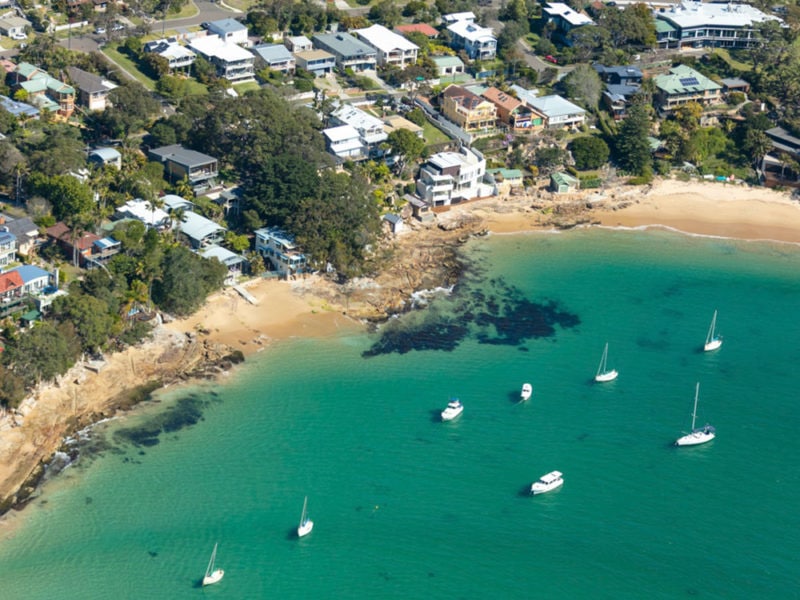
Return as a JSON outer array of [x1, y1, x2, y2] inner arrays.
[[94, 27, 106, 35], [11, 32, 26, 40]]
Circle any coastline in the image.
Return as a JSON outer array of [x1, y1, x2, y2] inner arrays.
[[2, 177, 800, 517]]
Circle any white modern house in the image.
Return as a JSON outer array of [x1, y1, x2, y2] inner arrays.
[[416, 146, 487, 207], [353, 24, 419, 69], [188, 35, 255, 82], [206, 18, 249, 46], [254, 226, 307, 277], [446, 19, 496, 61], [526, 95, 586, 129], [323, 125, 365, 160], [144, 38, 196, 73], [114, 199, 171, 230], [330, 103, 387, 153]]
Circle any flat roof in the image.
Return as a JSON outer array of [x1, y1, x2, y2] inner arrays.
[[189, 36, 254, 62], [149, 144, 217, 168], [323, 124, 360, 143], [208, 18, 247, 34], [658, 1, 780, 29], [447, 20, 495, 42], [354, 24, 419, 53], [543, 2, 595, 26]]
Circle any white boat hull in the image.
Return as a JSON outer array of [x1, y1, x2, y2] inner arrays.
[[441, 406, 463, 421], [520, 384, 532, 401], [704, 339, 722, 352], [531, 480, 563, 495], [298, 520, 314, 538], [594, 369, 618, 383], [202, 569, 224, 586], [675, 429, 715, 446]]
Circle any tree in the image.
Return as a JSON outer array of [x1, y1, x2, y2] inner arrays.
[[4, 322, 78, 387], [28, 173, 95, 221], [614, 102, 653, 175], [152, 245, 226, 316], [53, 292, 118, 354], [570, 136, 610, 170], [743, 128, 772, 169], [387, 128, 425, 165], [98, 82, 160, 138], [561, 64, 603, 109], [533, 146, 567, 175]]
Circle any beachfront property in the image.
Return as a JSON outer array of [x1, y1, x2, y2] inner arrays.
[[285, 35, 313, 53], [446, 18, 496, 61], [198, 244, 247, 281], [481, 87, 541, 131], [762, 126, 800, 186], [148, 144, 219, 191], [525, 94, 585, 129], [293, 49, 335, 77], [143, 38, 196, 73], [432, 55, 465, 79], [312, 33, 377, 72], [654, 1, 781, 50], [252, 43, 296, 74], [550, 171, 580, 193], [323, 124, 366, 161], [0, 227, 15, 269], [542, 2, 595, 42], [653, 64, 722, 113], [114, 199, 172, 230], [187, 36, 256, 83], [416, 146, 487, 207], [254, 226, 308, 277], [486, 168, 524, 194], [11, 63, 75, 117], [205, 18, 250, 46], [177, 212, 226, 249], [330, 103, 387, 155], [440, 85, 497, 133], [353, 24, 419, 69], [88, 147, 122, 169], [66, 67, 117, 112]]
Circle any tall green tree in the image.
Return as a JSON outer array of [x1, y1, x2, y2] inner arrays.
[[614, 102, 653, 175], [4, 322, 78, 387], [570, 136, 610, 170], [561, 64, 603, 109], [152, 245, 227, 316]]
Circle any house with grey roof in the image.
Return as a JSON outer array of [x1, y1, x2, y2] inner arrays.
[[148, 144, 219, 191], [542, 2, 594, 43], [593, 64, 642, 120], [0, 95, 39, 119], [198, 244, 246, 281], [353, 24, 418, 69], [66, 66, 117, 111], [285, 35, 312, 53], [312, 33, 377, 72], [88, 147, 122, 169], [254, 226, 307, 277], [252, 43, 295, 74], [653, 64, 722, 113], [144, 38, 196, 73], [178, 212, 226, 249], [1, 215, 40, 256], [0, 15, 30, 38], [206, 18, 249, 46], [526, 95, 585, 129]]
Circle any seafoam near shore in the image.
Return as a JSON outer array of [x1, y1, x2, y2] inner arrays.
[[1, 177, 799, 510]]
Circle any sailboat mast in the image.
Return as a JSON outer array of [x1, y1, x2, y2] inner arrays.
[[690, 383, 699, 430]]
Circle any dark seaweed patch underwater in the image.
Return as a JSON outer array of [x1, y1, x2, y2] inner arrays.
[[113, 394, 214, 448], [363, 277, 579, 357]]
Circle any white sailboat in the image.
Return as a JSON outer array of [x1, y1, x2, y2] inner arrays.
[[704, 310, 722, 352], [202, 542, 224, 587], [675, 382, 716, 446], [520, 383, 533, 401], [594, 342, 618, 383], [297, 496, 314, 538]]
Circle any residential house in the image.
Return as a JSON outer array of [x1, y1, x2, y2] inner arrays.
[[432, 55, 465, 78], [88, 147, 122, 169], [0, 270, 23, 314], [0, 227, 14, 268], [114, 199, 172, 230], [720, 77, 750, 97], [762, 126, 800, 185], [12, 62, 75, 117], [0, 95, 39, 119], [254, 227, 307, 277], [353, 24, 419, 69], [323, 124, 365, 160], [542, 2, 595, 42], [593, 64, 642, 119], [383, 114, 423, 138], [382, 213, 405, 235], [653, 64, 722, 113], [486, 168, 524, 194], [509, 84, 539, 108], [252, 43, 296, 74], [655, 1, 781, 50], [161, 193, 195, 214], [285, 35, 313, 53], [2, 215, 40, 256], [526, 94, 586, 129], [330, 103, 387, 155], [143, 38, 196, 73], [593, 64, 642, 86], [177, 212, 225, 249], [45, 222, 120, 268], [394, 23, 439, 39], [188, 35, 255, 82], [312, 33, 377, 72], [66, 66, 117, 111], [481, 87, 538, 131], [550, 171, 580, 193], [442, 12, 476, 25], [294, 49, 335, 77], [14, 265, 54, 295], [0, 15, 30, 37], [446, 19, 496, 61], [198, 244, 246, 281], [416, 146, 487, 206], [148, 144, 219, 191], [206, 18, 249, 46], [440, 85, 497, 132]]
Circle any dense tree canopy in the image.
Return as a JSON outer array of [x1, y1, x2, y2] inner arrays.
[[614, 102, 653, 176], [152, 245, 227, 316], [570, 136, 610, 170]]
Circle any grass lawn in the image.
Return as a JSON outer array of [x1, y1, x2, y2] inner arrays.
[[233, 81, 261, 94], [711, 48, 751, 72], [165, 0, 199, 19], [421, 121, 449, 146], [102, 46, 157, 91]]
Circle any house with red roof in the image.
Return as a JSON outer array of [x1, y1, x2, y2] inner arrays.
[[394, 23, 439, 39]]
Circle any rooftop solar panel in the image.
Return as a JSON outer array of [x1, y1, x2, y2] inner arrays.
[[679, 77, 699, 86]]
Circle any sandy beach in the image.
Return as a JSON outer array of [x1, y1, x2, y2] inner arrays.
[[2, 177, 800, 512]]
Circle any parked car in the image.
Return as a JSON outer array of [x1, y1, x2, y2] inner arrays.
[[94, 27, 106, 35], [11, 32, 26, 40], [544, 55, 558, 64], [111, 23, 124, 31]]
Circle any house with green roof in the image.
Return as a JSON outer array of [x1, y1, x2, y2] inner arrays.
[[432, 55, 465, 77], [12, 62, 75, 117], [653, 64, 722, 114], [550, 171, 580, 194]]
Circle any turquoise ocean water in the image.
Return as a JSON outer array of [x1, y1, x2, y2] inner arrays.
[[1, 228, 799, 599]]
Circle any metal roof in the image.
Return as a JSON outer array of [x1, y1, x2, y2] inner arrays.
[[313, 33, 376, 59], [179, 212, 225, 242]]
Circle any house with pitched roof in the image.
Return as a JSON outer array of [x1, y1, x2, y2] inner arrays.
[[88, 147, 122, 169], [440, 85, 497, 132], [252, 43, 296, 74], [66, 66, 117, 111], [188, 35, 255, 82], [148, 144, 219, 190], [432, 55, 465, 78], [416, 146, 487, 206], [0, 15, 30, 38], [0, 95, 39, 119], [143, 38, 196, 73], [593, 64, 643, 120], [177, 212, 226, 249], [481, 87, 541, 131], [542, 2, 594, 42], [446, 19, 496, 60], [254, 226, 307, 277], [0, 226, 15, 268], [45, 222, 120, 268], [198, 244, 247, 281], [313, 33, 377, 72], [526, 94, 585, 129], [1, 215, 40, 256], [0, 269, 24, 314], [653, 64, 722, 113], [12, 62, 75, 117], [395, 23, 439, 39], [353, 24, 419, 69]]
